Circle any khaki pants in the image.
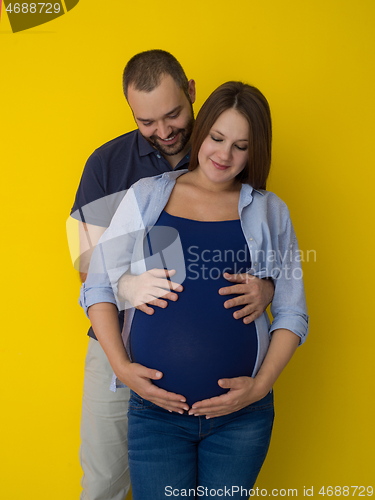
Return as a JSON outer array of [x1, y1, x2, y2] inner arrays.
[[80, 339, 130, 500]]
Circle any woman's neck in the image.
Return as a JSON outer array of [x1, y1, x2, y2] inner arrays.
[[180, 169, 242, 194], [165, 170, 242, 222]]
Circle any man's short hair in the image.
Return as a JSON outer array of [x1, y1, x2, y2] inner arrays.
[[123, 49, 189, 99]]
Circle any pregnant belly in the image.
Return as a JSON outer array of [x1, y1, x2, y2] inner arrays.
[[130, 283, 258, 407]]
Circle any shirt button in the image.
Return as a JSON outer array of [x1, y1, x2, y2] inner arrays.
[[157, 154, 161, 159], [249, 237, 253, 241]]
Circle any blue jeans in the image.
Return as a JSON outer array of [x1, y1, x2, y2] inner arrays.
[[128, 390, 274, 499]]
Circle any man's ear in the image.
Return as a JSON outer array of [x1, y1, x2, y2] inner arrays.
[[188, 79, 196, 104]]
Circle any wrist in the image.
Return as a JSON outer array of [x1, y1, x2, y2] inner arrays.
[[113, 358, 132, 384], [252, 374, 273, 399], [117, 272, 134, 301]]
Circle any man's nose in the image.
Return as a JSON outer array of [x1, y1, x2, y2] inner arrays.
[[157, 121, 172, 140]]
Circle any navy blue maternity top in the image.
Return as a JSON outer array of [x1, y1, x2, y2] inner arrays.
[[129, 211, 258, 407]]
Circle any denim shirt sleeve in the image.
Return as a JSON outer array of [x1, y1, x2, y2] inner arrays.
[[268, 214, 309, 344], [240, 188, 309, 345], [79, 243, 119, 316], [78, 171, 186, 317], [79, 187, 144, 316]]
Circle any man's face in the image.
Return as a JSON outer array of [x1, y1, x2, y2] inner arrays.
[[127, 74, 195, 158]]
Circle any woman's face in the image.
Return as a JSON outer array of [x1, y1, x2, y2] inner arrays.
[[197, 108, 249, 187]]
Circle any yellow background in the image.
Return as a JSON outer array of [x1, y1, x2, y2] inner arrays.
[[1, 0, 374, 498]]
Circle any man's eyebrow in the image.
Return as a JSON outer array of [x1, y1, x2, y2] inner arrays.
[[136, 106, 182, 122], [165, 106, 182, 116], [211, 129, 248, 142]]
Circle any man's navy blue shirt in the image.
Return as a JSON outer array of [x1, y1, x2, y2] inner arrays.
[[71, 129, 190, 226], [71, 129, 190, 339]]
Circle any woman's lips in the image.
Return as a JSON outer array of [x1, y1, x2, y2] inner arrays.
[[210, 159, 230, 170]]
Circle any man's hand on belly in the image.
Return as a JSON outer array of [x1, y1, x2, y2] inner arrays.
[[219, 273, 274, 324], [118, 268, 184, 314]]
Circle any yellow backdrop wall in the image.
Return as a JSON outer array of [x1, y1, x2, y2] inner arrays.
[[1, 0, 374, 498]]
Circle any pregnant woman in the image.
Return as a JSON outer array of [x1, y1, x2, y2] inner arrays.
[[81, 81, 308, 499]]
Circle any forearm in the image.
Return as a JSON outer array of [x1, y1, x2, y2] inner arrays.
[[87, 302, 190, 413], [78, 222, 106, 283], [87, 302, 130, 377], [254, 328, 300, 395]]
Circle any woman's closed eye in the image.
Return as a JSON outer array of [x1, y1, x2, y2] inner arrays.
[[211, 135, 247, 151], [210, 135, 222, 142]]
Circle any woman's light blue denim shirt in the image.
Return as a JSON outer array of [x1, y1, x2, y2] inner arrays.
[[80, 170, 308, 388]]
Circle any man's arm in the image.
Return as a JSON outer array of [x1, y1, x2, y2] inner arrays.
[[78, 221, 184, 309], [78, 222, 106, 282]]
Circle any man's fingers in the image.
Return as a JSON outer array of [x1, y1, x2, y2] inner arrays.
[[167, 281, 184, 292], [135, 289, 180, 306], [137, 292, 179, 310], [229, 303, 261, 322], [223, 294, 253, 309], [136, 303, 155, 315], [148, 269, 183, 292], [157, 278, 183, 293], [219, 284, 249, 296], [242, 312, 259, 324], [233, 306, 257, 320], [223, 272, 255, 283], [148, 268, 177, 278], [154, 280, 183, 293], [163, 291, 180, 301], [149, 268, 183, 287]]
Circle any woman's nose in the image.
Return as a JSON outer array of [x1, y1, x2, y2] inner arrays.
[[218, 144, 232, 161]]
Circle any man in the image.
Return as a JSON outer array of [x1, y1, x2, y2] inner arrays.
[[71, 50, 274, 500]]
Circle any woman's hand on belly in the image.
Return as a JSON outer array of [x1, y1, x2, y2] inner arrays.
[[188, 376, 269, 418], [118, 361, 190, 414]]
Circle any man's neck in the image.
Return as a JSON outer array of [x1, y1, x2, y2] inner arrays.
[[163, 144, 190, 169]]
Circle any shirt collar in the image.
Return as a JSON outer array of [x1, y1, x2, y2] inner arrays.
[[239, 184, 265, 210], [136, 130, 191, 168], [137, 130, 157, 157]]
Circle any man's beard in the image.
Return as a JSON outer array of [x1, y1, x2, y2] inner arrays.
[[146, 116, 194, 157]]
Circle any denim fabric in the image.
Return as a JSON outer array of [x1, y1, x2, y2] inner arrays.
[[127, 390, 274, 500], [81, 170, 308, 346]]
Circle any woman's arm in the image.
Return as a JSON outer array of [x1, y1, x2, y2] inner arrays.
[[87, 302, 190, 413], [188, 328, 299, 418], [189, 195, 308, 418]]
